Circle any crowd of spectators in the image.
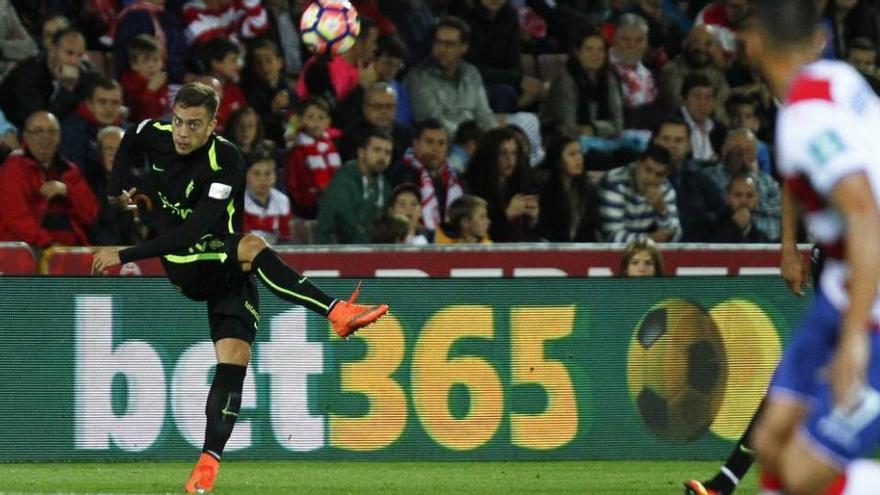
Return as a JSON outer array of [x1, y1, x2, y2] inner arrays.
[[1, 0, 877, 249]]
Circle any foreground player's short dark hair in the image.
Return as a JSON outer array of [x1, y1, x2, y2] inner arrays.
[[641, 143, 672, 167], [415, 118, 446, 139], [174, 82, 220, 118], [751, 0, 820, 48]]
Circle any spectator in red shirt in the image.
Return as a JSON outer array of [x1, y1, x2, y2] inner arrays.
[[0, 111, 98, 247], [244, 142, 291, 245], [285, 96, 341, 218], [121, 34, 169, 122], [200, 38, 246, 130]]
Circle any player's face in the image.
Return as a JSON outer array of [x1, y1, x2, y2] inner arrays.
[[301, 105, 330, 137], [576, 35, 606, 72], [88, 87, 123, 126], [627, 250, 656, 277], [246, 160, 276, 197], [561, 141, 584, 177], [357, 137, 393, 176], [413, 128, 448, 171], [496, 139, 519, 179], [390, 191, 422, 230], [131, 52, 163, 78], [464, 205, 490, 239], [171, 104, 217, 155], [654, 124, 690, 164]]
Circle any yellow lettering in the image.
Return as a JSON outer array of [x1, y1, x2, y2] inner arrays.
[[411, 305, 503, 450], [329, 316, 407, 451]]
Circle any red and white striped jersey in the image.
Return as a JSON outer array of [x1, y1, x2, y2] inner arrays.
[[777, 60, 880, 317], [182, 0, 269, 46]]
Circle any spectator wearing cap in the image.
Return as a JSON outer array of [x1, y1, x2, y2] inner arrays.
[[598, 143, 680, 243], [0, 111, 98, 247]]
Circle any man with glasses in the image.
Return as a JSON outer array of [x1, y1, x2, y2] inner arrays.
[[61, 77, 126, 174], [339, 82, 413, 164], [0, 110, 98, 247], [405, 16, 498, 136]]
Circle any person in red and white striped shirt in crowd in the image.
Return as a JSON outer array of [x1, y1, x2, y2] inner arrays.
[[182, 0, 269, 47], [243, 141, 291, 245], [284, 96, 341, 219]]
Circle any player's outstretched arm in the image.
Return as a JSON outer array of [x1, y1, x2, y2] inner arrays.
[[780, 182, 807, 295], [828, 172, 880, 410]]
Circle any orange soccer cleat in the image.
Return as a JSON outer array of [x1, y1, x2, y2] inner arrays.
[[327, 282, 389, 338], [683, 480, 720, 495], [184, 453, 220, 493]]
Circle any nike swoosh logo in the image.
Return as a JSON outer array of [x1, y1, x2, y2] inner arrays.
[[298, 276, 308, 284], [152, 163, 165, 172], [221, 396, 239, 419], [739, 444, 755, 455]]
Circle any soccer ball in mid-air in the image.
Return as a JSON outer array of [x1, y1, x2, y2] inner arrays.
[[627, 299, 728, 443], [300, 0, 361, 56]]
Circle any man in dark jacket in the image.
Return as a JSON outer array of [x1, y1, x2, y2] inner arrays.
[[61, 77, 126, 174], [0, 27, 97, 127]]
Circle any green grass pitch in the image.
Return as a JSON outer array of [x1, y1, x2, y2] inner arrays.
[[0, 461, 756, 494]]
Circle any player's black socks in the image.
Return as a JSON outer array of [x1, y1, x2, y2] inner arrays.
[[202, 363, 247, 460], [706, 399, 764, 494], [251, 248, 336, 316]]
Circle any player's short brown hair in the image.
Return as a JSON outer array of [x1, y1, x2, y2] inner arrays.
[[173, 82, 219, 118]]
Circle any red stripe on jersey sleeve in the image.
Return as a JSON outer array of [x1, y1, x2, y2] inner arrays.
[[786, 77, 832, 105]]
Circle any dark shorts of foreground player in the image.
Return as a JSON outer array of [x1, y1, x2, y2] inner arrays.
[[161, 233, 259, 344], [768, 290, 880, 467]]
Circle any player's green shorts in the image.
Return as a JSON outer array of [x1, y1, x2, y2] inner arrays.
[[160, 233, 259, 343]]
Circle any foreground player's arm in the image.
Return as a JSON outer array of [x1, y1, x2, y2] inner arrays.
[[828, 172, 880, 410], [780, 182, 807, 295]]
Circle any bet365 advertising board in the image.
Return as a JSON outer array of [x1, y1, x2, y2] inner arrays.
[[1, 277, 809, 461]]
